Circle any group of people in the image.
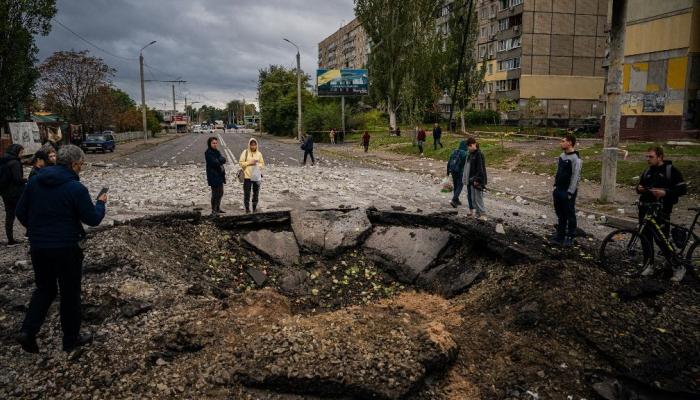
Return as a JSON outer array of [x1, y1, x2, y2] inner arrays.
[[0, 143, 108, 354], [415, 123, 444, 157]]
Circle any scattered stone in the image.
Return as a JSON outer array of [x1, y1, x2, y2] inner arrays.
[[243, 230, 300, 266], [364, 226, 451, 283], [186, 284, 205, 296], [246, 267, 267, 287], [495, 223, 506, 234], [391, 205, 407, 211], [279, 269, 310, 295], [121, 302, 152, 319]]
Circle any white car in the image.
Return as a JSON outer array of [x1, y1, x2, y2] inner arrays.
[[192, 125, 203, 134]]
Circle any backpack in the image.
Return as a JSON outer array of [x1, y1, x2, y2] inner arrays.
[[447, 150, 463, 174]]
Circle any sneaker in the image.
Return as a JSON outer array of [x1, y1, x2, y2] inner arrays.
[[562, 236, 574, 247], [455, 199, 462, 205], [549, 234, 564, 246], [63, 332, 93, 352], [449, 200, 458, 208], [640, 263, 656, 276], [217, 209, 226, 214], [671, 265, 686, 282], [16, 332, 39, 354]]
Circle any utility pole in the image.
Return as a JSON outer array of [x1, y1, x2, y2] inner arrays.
[[144, 79, 187, 131], [243, 98, 246, 127], [172, 84, 176, 114], [600, 0, 628, 203], [284, 38, 303, 141], [139, 40, 157, 141], [341, 96, 345, 143]]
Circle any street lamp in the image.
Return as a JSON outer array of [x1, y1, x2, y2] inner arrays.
[[139, 40, 157, 141], [283, 38, 303, 141]]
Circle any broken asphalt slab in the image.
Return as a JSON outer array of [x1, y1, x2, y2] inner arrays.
[[243, 229, 300, 267], [291, 208, 372, 257]]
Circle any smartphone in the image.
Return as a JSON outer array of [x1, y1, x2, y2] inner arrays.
[[96, 187, 109, 200]]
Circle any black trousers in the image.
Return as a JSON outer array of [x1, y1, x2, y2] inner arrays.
[[21, 246, 84, 343], [639, 205, 672, 257], [1, 194, 18, 242], [303, 150, 315, 165], [553, 188, 577, 238], [243, 179, 260, 211], [434, 136, 443, 149], [211, 185, 224, 212]]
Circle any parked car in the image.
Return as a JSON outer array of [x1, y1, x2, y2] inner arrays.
[[81, 133, 116, 153], [193, 125, 203, 134]]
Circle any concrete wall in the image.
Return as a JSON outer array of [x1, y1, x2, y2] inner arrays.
[[520, 75, 604, 99], [625, 0, 693, 23], [624, 12, 693, 55]]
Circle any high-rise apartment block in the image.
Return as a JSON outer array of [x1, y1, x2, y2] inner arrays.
[[318, 19, 370, 70], [474, 0, 609, 125]]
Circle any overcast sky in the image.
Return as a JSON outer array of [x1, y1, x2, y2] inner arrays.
[[36, 0, 356, 111]]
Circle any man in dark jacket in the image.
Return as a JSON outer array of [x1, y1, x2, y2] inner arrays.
[[0, 144, 27, 245], [463, 137, 487, 219], [636, 146, 687, 281], [447, 140, 468, 208], [432, 123, 443, 150], [551, 135, 582, 247], [15, 145, 107, 353], [302, 134, 315, 166], [205, 137, 227, 215]]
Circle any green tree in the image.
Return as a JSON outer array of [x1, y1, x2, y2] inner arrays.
[[0, 0, 56, 125], [524, 96, 544, 130], [355, 0, 439, 130], [39, 50, 116, 127], [258, 65, 311, 136]]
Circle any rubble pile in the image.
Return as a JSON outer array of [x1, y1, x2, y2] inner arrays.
[[0, 209, 697, 399]]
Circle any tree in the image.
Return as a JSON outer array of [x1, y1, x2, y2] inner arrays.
[[0, 0, 56, 125], [497, 98, 517, 123], [39, 50, 116, 127], [524, 96, 544, 130], [258, 65, 311, 136], [355, 0, 439, 130]]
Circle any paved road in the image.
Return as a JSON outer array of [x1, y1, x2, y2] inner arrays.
[[105, 130, 329, 168]]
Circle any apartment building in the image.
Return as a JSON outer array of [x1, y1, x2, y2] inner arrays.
[[474, 0, 609, 126], [318, 18, 370, 70], [618, 0, 700, 137]]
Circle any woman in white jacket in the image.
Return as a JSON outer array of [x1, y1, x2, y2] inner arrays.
[[239, 138, 265, 213]]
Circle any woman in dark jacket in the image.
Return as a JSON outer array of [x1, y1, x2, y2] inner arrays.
[[205, 137, 226, 215], [0, 144, 27, 244]]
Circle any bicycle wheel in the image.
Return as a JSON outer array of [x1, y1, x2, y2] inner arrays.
[[599, 229, 652, 276], [684, 241, 700, 281]]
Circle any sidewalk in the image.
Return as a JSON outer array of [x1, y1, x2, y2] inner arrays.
[[319, 141, 699, 227]]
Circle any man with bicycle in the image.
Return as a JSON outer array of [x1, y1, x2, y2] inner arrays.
[[637, 146, 687, 281]]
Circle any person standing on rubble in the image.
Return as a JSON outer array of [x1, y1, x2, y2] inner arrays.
[[15, 145, 107, 353], [239, 138, 265, 213], [0, 144, 27, 245], [205, 137, 227, 215]]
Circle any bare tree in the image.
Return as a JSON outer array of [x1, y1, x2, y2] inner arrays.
[[38, 50, 115, 127]]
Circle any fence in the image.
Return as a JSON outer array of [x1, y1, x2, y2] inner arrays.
[[112, 131, 153, 143]]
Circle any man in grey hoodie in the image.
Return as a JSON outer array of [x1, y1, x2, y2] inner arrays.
[[551, 135, 582, 247]]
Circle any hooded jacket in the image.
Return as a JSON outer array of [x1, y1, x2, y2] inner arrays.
[[463, 147, 487, 188], [554, 151, 582, 194], [239, 138, 265, 180], [637, 160, 686, 207], [15, 165, 105, 248], [205, 142, 227, 187], [0, 144, 27, 198], [447, 140, 468, 176]]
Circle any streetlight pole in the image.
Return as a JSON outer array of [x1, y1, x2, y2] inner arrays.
[[139, 40, 157, 141], [284, 38, 303, 142]]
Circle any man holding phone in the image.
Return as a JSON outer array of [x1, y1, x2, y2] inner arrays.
[[15, 145, 108, 353]]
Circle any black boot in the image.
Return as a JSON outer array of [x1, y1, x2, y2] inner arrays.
[[16, 332, 39, 354], [63, 332, 93, 352]]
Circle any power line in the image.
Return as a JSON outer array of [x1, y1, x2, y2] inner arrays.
[[54, 19, 137, 61]]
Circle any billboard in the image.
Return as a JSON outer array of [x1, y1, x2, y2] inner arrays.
[[316, 68, 369, 97], [8, 122, 42, 155]]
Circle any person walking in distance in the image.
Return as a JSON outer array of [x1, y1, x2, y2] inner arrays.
[[463, 137, 487, 219], [329, 128, 336, 145], [550, 135, 582, 247], [432, 123, 443, 150], [301, 133, 315, 166], [0, 144, 27, 245], [362, 131, 371, 153], [636, 146, 687, 281], [205, 137, 227, 215], [239, 138, 265, 213], [15, 145, 107, 353], [416, 127, 426, 157], [447, 140, 468, 208]]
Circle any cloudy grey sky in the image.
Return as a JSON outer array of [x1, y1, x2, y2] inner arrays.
[[36, 0, 356, 111]]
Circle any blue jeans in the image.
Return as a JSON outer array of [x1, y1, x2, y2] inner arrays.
[[451, 173, 463, 203], [553, 188, 577, 238]]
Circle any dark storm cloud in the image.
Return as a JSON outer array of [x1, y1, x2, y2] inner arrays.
[[36, 0, 356, 109]]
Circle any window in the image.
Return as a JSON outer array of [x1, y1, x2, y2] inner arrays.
[[499, 0, 509, 10], [480, 45, 487, 58], [487, 63, 493, 74], [481, 27, 487, 38], [512, 36, 521, 48], [498, 58, 520, 71], [495, 79, 520, 91], [489, 44, 495, 58], [495, 80, 507, 91], [498, 18, 509, 31], [488, 82, 493, 93], [490, 4, 496, 18], [497, 37, 522, 52], [511, 0, 523, 6]]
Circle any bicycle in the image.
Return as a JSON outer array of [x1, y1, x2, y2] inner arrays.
[[599, 202, 699, 280]]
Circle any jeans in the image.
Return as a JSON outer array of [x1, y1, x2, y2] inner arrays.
[[210, 185, 224, 212], [553, 188, 577, 238], [417, 141, 424, 154], [363, 144, 369, 152], [2, 195, 18, 242], [243, 179, 260, 211], [434, 136, 443, 150], [21, 246, 84, 342], [303, 150, 315, 165], [451, 173, 463, 203], [470, 185, 486, 216]]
